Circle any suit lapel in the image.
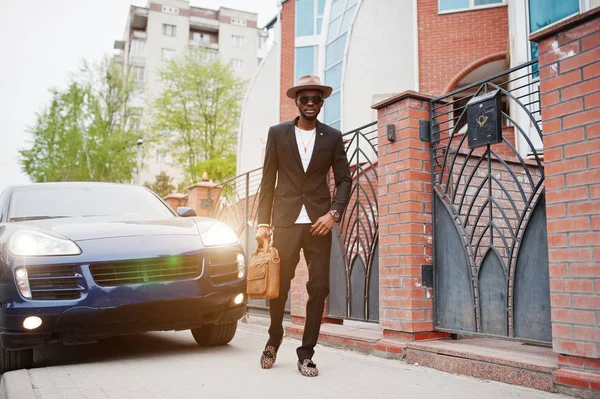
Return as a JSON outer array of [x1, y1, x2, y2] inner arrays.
[[306, 120, 325, 175], [287, 120, 304, 174]]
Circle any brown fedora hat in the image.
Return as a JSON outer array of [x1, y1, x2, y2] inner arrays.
[[286, 74, 333, 99]]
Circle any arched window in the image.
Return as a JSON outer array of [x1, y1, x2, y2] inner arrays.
[[323, 0, 359, 130]]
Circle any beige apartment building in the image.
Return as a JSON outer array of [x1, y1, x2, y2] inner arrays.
[[114, 0, 267, 186]]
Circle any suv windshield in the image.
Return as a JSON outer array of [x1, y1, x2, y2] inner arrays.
[[9, 185, 174, 221]]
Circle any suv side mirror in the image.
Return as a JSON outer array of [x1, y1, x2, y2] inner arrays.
[[177, 207, 197, 217]]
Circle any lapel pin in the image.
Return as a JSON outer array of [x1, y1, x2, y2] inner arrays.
[[320, 133, 323, 135]]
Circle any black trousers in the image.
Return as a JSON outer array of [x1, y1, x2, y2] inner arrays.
[[266, 224, 331, 361]]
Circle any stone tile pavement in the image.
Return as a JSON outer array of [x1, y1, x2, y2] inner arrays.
[[0, 319, 570, 399]]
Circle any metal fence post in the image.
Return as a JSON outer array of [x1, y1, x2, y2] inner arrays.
[[245, 172, 250, 264]]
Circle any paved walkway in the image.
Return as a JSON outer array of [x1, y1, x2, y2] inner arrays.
[[1, 320, 569, 399]]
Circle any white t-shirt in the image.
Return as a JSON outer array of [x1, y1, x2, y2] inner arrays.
[[294, 126, 316, 224]]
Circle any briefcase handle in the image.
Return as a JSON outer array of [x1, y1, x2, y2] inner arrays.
[[254, 236, 280, 263], [258, 236, 270, 254]]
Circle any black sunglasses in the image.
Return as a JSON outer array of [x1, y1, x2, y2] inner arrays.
[[297, 95, 323, 105]]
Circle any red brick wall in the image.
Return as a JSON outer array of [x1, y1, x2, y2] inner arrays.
[[163, 195, 187, 211], [280, 0, 298, 123], [532, 9, 600, 374], [417, 0, 509, 96]]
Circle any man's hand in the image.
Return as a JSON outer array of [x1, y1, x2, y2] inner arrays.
[[310, 214, 335, 236], [255, 225, 271, 244]]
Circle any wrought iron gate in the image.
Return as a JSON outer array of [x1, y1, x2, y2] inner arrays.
[[327, 122, 379, 322], [429, 60, 551, 343]]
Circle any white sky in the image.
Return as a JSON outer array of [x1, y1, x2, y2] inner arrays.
[[0, 0, 277, 193]]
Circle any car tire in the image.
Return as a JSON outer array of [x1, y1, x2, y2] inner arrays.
[[191, 321, 237, 347], [0, 348, 33, 374]]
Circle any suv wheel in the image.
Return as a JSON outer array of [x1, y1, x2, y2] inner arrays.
[[0, 348, 33, 374], [191, 321, 237, 346]]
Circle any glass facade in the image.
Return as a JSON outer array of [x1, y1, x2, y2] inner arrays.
[[439, 0, 503, 12], [294, 1, 326, 89], [295, 46, 316, 82], [529, 0, 579, 76], [323, 0, 359, 130], [296, 0, 327, 36], [296, 0, 315, 37], [317, 0, 326, 34]]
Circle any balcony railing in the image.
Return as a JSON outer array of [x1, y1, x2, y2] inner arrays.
[[189, 40, 219, 50], [131, 7, 148, 30], [190, 16, 219, 32]]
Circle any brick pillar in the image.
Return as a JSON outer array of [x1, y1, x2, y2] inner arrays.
[[186, 182, 220, 217], [279, 0, 297, 123], [163, 193, 187, 212], [372, 91, 448, 341], [531, 7, 600, 396]]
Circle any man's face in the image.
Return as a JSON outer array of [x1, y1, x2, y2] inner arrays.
[[296, 89, 323, 121]]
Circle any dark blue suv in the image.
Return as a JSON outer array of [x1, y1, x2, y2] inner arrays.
[[0, 182, 247, 373]]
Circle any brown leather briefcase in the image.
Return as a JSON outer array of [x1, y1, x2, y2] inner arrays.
[[247, 238, 280, 300]]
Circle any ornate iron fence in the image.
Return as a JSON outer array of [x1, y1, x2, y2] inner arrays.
[[328, 122, 379, 322], [210, 121, 379, 321], [429, 60, 551, 343]]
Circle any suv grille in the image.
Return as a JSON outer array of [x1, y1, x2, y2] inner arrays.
[[207, 253, 239, 285], [26, 265, 84, 300], [90, 256, 202, 287]]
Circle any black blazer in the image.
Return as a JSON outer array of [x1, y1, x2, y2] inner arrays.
[[257, 117, 352, 228]]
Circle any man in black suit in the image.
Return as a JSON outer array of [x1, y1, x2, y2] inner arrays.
[[255, 75, 351, 377]]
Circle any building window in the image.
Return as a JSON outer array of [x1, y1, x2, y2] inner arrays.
[[528, 0, 579, 76], [296, 0, 328, 37], [232, 35, 245, 48], [131, 66, 145, 81], [192, 31, 210, 43], [128, 118, 141, 132], [438, 0, 505, 13], [316, 0, 326, 34], [206, 51, 219, 62], [324, 91, 341, 126], [326, 34, 348, 67], [331, 0, 345, 20], [162, 24, 177, 37], [130, 39, 146, 57], [162, 5, 179, 15], [258, 34, 268, 49], [232, 59, 244, 72], [295, 46, 316, 82], [156, 150, 173, 164], [324, 62, 343, 92], [296, 0, 315, 37], [162, 48, 176, 61]]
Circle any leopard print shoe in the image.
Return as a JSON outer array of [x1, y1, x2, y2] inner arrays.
[[260, 345, 278, 369], [297, 359, 319, 377]]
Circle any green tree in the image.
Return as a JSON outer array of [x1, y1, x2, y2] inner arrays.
[[150, 49, 245, 184], [20, 57, 142, 183], [144, 171, 176, 198]]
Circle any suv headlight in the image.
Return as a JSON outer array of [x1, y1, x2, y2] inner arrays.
[[200, 221, 239, 247], [9, 230, 81, 257], [237, 253, 245, 279]]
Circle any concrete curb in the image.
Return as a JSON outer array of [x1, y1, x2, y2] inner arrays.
[[0, 370, 36, 399]]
